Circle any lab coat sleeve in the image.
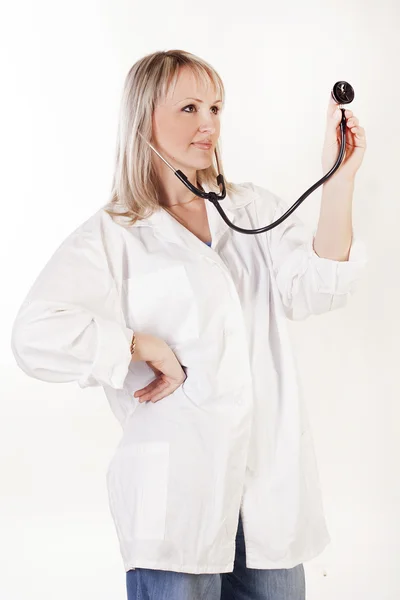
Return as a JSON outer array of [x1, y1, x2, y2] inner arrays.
[[252, 183, 368, 321], [11, 215, 134, 389]]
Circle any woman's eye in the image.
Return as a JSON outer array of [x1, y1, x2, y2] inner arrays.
[[183, 104, 220, 114]]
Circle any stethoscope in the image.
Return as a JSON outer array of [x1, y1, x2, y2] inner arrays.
[[139, 81, 355, 234]]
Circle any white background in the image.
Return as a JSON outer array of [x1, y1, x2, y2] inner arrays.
[[1, 0, 398, 598]]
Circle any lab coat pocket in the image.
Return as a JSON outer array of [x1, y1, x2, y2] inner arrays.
[[106, 441, 170, 541], [122, 264, 199, 345]]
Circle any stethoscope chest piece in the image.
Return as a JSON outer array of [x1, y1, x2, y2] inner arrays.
[[331, 81, 355, 105]]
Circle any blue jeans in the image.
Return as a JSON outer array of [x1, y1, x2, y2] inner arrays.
[[126, 511, 306, 599]]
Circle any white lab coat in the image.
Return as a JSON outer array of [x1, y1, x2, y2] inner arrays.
[[11, 181, 368, 574]]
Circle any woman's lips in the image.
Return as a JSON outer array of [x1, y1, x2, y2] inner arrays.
[[192, 142, 212, 149]]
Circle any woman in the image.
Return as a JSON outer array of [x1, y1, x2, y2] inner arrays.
[[11, 50, 368, 599]]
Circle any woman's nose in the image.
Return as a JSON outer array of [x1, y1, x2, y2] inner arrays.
[[199, 126, 215, 135], [198, 112, 217, 133], [198, 120, 216, 134]]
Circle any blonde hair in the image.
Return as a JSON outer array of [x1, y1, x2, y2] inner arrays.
[[104, 49, 242, 225]]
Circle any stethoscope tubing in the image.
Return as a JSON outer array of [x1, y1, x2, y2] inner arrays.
[[173, 108, 347, 234], [138, 81, 353, 235]]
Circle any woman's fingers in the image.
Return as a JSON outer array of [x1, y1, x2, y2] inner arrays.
[[136, 378, 170, 403], [148, 383, 173, 403], [133, 363, 187, 404], [134, 376, 162, 397]]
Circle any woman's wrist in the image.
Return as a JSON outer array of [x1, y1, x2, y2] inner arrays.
[[130, 331, 168, 362]]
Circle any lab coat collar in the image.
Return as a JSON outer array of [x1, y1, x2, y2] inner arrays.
[[132, 181, 254, 254]]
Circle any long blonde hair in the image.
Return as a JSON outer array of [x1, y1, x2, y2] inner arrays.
[[104, 49, 242, 225]]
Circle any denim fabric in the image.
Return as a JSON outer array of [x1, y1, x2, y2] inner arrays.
[[126, 511, 305, 600]]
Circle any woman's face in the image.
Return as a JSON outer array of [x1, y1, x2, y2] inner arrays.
[[151, 66, 222, 173]]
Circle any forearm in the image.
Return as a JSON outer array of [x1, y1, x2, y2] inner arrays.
[[130, 331, 168, 363], [313, 176, 354, 262]]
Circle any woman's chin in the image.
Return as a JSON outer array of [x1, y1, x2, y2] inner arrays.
[[177, 159, 212, 172], [189, 154, 213, 167]]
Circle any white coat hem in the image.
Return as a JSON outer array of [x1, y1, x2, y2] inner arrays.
[[124, 560, 235, 575], [245, 533, 332, 570], [122, 533, 331, 574]]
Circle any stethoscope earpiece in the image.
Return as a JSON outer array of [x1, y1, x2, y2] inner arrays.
[[331, 81, 355, 105]]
